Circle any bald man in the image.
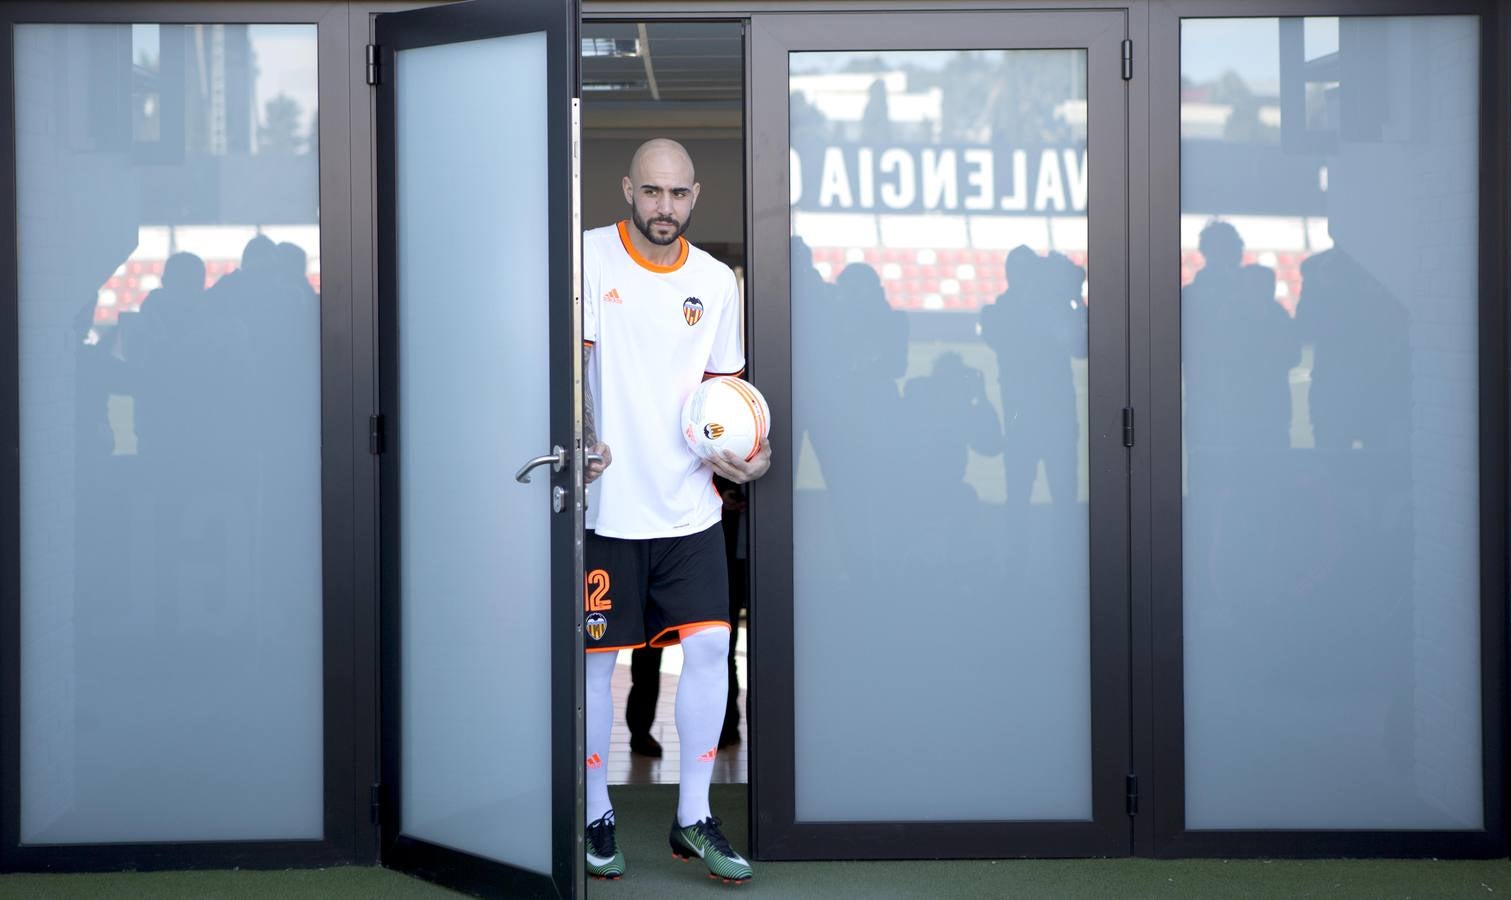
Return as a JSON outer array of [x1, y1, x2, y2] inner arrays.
[[580, 139, 769, 884]]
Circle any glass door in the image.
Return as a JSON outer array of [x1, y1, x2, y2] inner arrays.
[[374, 0, 583, 895], [1, 3, 362, 872], [749, 9, 1131, 858], [1147, 5, 1504, 859]]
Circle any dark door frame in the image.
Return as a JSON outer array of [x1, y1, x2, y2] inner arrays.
[[1143, 0, 1508, 859], [748, 7, 1133, 861], [0, 0, 369, 872], [1, 0, 1507, 878], [371, 0, 585, 896]]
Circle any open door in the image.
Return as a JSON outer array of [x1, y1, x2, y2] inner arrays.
[[373, 1, 583, 897]]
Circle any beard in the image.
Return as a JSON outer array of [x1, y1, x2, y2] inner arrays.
[[632, 207, 692, 246]]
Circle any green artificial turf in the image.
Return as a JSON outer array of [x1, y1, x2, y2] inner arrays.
[[5, 785, 1510, 899]]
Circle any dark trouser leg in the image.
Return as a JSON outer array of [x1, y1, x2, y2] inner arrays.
[[722, 549, 746, 740], [626, 646, 662, 738], [723, 569, 743, 736], [718, 488, 747, 743]]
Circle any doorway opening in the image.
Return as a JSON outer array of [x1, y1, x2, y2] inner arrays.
[[579, 19, 749, 789]]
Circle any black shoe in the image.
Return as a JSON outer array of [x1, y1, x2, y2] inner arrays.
[[629, 733, 663, 758], [669, 816, 752, 883], [586, 811, 625, 879]]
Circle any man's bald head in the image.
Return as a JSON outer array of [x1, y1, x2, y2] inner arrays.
[[623, 138, 701, 247], [629, 138, 696, 184]]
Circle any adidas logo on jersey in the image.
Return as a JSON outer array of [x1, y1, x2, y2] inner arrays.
[[603, 288, 622, 304]]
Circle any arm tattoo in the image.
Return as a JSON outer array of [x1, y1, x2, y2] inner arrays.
[[583, 344, 598, 449]]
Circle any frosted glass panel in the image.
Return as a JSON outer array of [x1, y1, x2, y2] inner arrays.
[[790, 49, 1092, 821], [1181, 15, 1482, 829], [17, 24, 322, 843], [397, 32, 552, 874]]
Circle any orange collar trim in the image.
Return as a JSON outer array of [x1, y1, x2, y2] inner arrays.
[[617, 220, 688, 273]]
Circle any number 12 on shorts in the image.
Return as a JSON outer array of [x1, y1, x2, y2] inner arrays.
[[584, 569, 613, 613]]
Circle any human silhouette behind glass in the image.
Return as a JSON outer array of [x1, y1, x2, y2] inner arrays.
[[979, 245, 1084, 511], [264, 241, 319, 454], [790, 236, 838, 483], [899, 351, 1003, 508], [1182, 221, 1297, 463], [130, 252, 209, 461], [804, 262, 906, 502], [198, 241, 262, 506], [126, 251, 226, 628], [861, 78, 893, 145], [1296, 246, 1410, 455], [836, 262, 908, 380], [258, 241, 321, 593], [1292, 243, 1413, 724], [206, 234, 320, 451], [798, 261, 907, 572], [839, 261, 908, 423], [1180, 222, 1298, 608], [215, 234, 279, 302], [173, 234, 313, 626], [791, 236, 832, 314], [274, 241, 317, 304]]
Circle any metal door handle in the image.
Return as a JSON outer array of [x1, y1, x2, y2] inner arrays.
[[586, 452, 605, 467], [515, 445, 566, 483]]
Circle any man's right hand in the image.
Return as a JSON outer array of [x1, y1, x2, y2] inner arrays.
[[586, 442, 612, 484]]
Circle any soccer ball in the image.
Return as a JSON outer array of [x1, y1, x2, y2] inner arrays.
[[681, 376, 771, 463]]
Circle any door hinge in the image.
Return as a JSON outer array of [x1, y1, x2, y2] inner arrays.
[[369, 414, 386, 455], [1126, 773, 1139, 816], [366, 44, 381, 86], [1122, 407, 1135, 447], [1121, 39, 1133, 80], [370, 783, 382, 825]]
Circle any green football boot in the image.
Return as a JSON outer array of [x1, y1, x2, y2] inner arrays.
[[586, 811, 625, 880], [669, 816, 753, 884]]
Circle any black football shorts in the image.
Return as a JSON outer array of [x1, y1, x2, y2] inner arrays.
[[584, 522, 730, 652]]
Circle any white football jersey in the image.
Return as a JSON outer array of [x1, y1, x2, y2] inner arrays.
[[584, 221, 745, 538]]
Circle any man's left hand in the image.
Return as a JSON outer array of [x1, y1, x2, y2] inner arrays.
[[708, 441, 772, 484]]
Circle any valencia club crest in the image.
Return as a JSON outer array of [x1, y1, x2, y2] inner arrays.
[[683, 297, 704, 326]]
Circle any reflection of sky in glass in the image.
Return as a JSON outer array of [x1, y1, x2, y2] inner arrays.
[[791, 48, 1012, 74], [130, 24, 317, 149], [1304, 17, 1339, 60], [131, 23, 159, 63], [790, 48, 1088, 148], [1182, 19, 1279, 87], [1182, 18, 1340, 93], [250, 24, 319, 140]]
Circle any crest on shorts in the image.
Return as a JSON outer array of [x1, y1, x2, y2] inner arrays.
[[683, 297, 704, 326], [586, 613, 608, 641], [703, 423, 725, 440]]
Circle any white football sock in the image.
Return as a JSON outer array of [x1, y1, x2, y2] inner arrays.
[[675, 626, 731, 827], [586, 649, 618, 825]]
